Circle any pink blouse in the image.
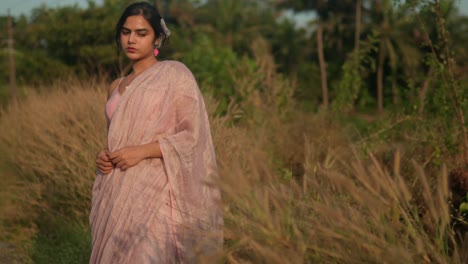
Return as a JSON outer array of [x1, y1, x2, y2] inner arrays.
[[105, 78, 123, 121]]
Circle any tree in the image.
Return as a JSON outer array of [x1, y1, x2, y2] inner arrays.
[[372, 0, 422, 112], [277, 0, 364, 109], [316, 20, 328, 108], [13, 1, 132, 81]]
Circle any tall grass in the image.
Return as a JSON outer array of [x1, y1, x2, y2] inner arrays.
[[0, 78, 107, 262], [0, 49, 466, 262]]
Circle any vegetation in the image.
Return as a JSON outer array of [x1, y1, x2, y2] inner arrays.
[[0, 0, 467, 263]]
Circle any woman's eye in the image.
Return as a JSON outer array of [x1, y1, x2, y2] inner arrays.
[[121, 30, 130, 35], [138, 33, 147, 37]]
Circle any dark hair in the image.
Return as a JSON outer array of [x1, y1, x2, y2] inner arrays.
[[115, 2, 168, 52]]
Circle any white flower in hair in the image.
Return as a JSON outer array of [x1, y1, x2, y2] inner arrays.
[[160, 18, 171, 37]]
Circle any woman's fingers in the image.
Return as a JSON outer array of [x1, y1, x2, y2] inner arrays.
[[97, 150, 111, 161], [106, 149, 139, 170], [108, 153, 122, 164], [116, 160, 126, 168], [98, 164, 114, 170], [97, 165, 113, 174], [108, 150, 120, 160], [96, 158, 113, 167], [96, 149, 116, 174], [98, 153, 110, 161], [97, 162, 112, 169], [99, 159, 132, 171]]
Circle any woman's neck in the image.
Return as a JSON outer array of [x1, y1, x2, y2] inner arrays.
[[131, 56, 158, 76]]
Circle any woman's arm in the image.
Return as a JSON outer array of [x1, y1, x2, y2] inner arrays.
[[107, 141, 162, 171], [139, 141, 163, 159]]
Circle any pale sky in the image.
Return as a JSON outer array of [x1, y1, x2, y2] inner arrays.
[[1, 0, 468, 18], [1, 0, 104, 16]]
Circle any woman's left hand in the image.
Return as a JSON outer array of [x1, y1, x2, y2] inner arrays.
[[108, 146, 146, 170]]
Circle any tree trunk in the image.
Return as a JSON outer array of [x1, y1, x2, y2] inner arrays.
[[355, 0, 361, 56], [418, 66, 434, 115], [377, 41, 385, 113], [317, 22, 328, 109], [392, 73, 399, 105], [7, 12, 16, 103]]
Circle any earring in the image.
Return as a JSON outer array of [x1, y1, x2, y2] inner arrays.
[[153, 48, 159, 56]]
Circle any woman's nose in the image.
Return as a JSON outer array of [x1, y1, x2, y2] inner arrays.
[[127, 33, 135, 44]]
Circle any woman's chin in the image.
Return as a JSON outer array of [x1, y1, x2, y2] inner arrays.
[[126, 53, 153, 62], [125, 53, 140, 60]]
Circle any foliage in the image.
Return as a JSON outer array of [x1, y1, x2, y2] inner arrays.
[[332, 30, 379, 112], [178, 33, 246, 113], [31, 218, 91, 264]]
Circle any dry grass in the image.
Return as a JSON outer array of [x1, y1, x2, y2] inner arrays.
[[0, 47, 466, 262], [0, 77, 107, 219], [0, 78, 107, 262]]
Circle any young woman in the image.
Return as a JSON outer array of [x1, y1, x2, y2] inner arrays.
[[91, 2, 223, 263]]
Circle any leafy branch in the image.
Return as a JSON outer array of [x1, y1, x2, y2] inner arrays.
[[409, 0, 468, 166]]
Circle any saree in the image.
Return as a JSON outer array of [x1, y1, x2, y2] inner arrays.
[[89, 61, 223, 263]]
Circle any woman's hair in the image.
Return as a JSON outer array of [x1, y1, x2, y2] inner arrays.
[[115, 2, 169, 51]]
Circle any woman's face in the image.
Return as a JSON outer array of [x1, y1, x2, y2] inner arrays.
[[120, 15, 157, 61]]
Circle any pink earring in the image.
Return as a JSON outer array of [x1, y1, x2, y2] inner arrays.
[[153, 48, 159, 56]]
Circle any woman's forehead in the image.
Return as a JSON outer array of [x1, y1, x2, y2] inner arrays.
[[123, 15, 153, 30]]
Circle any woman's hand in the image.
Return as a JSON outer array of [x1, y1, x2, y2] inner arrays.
[[96, 150, 114, 174], [108, 146, 146, 171]]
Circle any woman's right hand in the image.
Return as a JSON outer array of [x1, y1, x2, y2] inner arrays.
[[96, 150, 114, 174]]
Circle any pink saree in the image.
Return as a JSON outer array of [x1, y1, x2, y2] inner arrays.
[[90, 61, 223, 263]]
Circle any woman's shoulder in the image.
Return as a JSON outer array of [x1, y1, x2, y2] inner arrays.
[[159, 61, 198, 94], [107, 77, 124, 98], [160, 60, 194, 79]]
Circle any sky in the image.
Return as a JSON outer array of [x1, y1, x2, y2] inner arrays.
[[1, 0, 468, 18], [1, 0, 104, 16]]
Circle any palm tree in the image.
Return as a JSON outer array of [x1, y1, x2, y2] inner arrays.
[[316, 20, 328, 108], [194, 0, 278, 53], [355, 0, 362, 57], [314, 0, 355, 109], [374, 0, 421, 113]]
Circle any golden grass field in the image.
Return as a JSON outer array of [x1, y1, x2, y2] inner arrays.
[[0, 54, 467, 263]]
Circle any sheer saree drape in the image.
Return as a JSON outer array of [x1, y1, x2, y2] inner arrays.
[[90, 61, 223, 263]]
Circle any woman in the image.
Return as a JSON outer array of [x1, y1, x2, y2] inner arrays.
[[91, 2, 223, 263]]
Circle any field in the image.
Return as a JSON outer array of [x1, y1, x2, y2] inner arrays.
[[0, 67, 466, 263]]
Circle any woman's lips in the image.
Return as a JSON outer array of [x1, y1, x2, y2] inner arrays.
[[126, 47, 136, 53]]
